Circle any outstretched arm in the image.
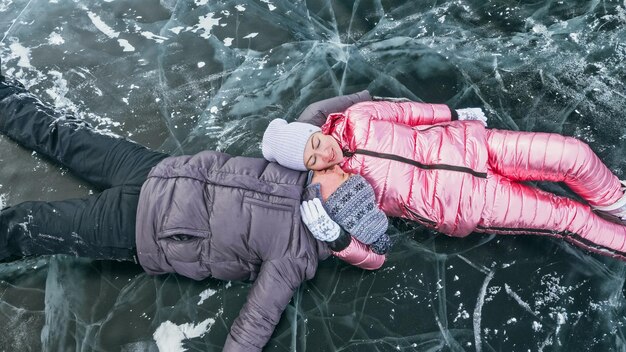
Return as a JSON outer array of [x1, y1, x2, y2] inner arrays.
[[345, 100, 455, 127], [296, 90, 372, 127], [223, 259, 305, 351]]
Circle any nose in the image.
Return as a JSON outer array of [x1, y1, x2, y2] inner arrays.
[[321, 147, 333, 161]]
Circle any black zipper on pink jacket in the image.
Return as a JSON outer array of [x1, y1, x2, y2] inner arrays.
[[342, 147, 486, 228], [343, 149, 488, 178], [403, 205, 437, 227]]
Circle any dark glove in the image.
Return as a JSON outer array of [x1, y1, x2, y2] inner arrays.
[[327, 228, 351, 252]]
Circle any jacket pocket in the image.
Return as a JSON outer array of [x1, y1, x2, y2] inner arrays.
[[243, 196, 294, 212], [157, 228, 209, 263]]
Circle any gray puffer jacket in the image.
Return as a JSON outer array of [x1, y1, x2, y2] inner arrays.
[[135, 151, 330, 351]]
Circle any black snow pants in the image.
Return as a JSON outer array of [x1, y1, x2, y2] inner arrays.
[[0, 77, 167, 261]]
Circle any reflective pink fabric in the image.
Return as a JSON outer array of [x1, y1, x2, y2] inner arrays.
[[332, 237, 385, 270], [479, 172, 626, 260], [321, 101, 626, 259], [485, 129, 623, 207], [479, 129, 626, 259], [322, 101, 489, 237]]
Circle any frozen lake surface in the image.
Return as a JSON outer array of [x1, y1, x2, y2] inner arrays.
[[1, 0, 626, 351]]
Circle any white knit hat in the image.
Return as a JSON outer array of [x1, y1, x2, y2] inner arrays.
[[262, 118, 321, 171]]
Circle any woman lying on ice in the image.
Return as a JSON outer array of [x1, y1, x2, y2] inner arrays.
[[261, 91, 626, 262], [0, 72, 389, 351]]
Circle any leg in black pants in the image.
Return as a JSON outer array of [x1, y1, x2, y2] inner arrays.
[[0, 77, 168, 261]]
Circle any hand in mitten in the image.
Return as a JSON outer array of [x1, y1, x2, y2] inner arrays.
[[456, 108, 488, 126], [369, 233, 392, 255], [300, 198, 341, 242]]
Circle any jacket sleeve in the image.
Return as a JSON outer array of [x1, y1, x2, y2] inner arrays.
[[223, 259, 307, 352], [296, 90, 372, 127], [332, 237, 385, 270], [346, 100, 454, 126]]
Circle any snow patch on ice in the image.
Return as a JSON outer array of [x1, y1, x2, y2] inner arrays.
[[45, 70, 71, 107], [9, 42, 32, 68], [141, 31, 169, 43], [47, 32, 64, 45], [194, 13, 221, 39], [88, 12, 119, 38], [117, 39, 135, 52], [169, 26, 184, 35], [153, 319, 215, 352], [260, 0, 276, 11], [197, 288, 216, 305]]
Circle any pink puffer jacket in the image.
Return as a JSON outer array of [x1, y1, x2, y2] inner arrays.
[[322, 101, 489, 237]]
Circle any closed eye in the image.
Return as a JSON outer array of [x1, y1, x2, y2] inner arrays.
[[306, 138, 317, 167]]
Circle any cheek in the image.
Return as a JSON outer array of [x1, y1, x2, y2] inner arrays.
[[322, 135, 335, 148]]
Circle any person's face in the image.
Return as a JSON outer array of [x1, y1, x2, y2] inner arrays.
[[311, 165, 350, 201], [303, 132, 343, 171]]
